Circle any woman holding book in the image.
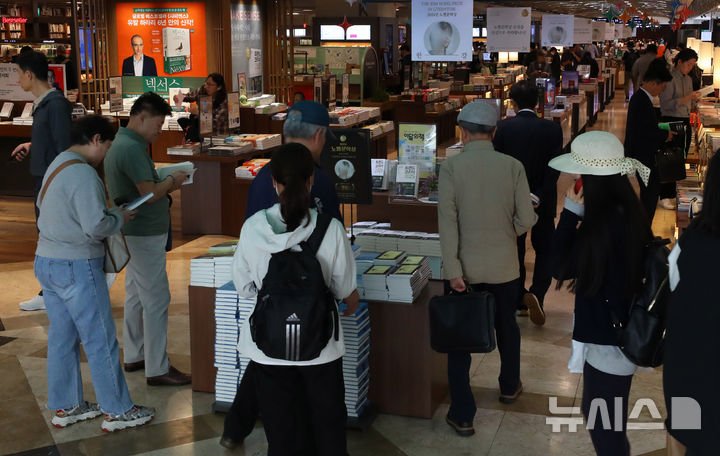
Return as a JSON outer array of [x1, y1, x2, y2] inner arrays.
[[174, 73, 229, 136]]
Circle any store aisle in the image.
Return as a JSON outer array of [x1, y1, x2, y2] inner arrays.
[[0, 92, 673, 456]]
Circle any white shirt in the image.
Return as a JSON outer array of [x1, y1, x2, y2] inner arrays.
[[232, 204, 357, 366], [133, 56, 144, 77], [32, 88, 55, 114]]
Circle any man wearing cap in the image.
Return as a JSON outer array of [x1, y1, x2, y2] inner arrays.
[[438, 102, 537, 437]]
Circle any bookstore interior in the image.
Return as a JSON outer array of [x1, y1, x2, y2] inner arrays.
[[1, 0, 719, 454]]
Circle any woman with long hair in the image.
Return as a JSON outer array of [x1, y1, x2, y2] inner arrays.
[[550, 131, 654, 455], [174, 72, 229, 135], [664, 152, 720, 455]]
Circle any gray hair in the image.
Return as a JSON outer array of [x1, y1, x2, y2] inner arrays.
[[458, 120, 494, 135], [283, 111, 326, 140]]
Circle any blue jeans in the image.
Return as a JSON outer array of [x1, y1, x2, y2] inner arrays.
[[34, 256, 133, 415]]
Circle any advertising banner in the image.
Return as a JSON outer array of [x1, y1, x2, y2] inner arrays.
[[606, 23, 616, 41], [322, 129, 372, 204], [541, 15, 574, 49], [592, 22, 607, 42], [486, 7, 532, 53], [411, 0, 473, 62], [574, 18, 593, 44], [230, 2, 263, 92], [120, 76, 205, 97], [115, 3, 207, 78], [0, 63, 35, 101], [398, 123, 437, 179]]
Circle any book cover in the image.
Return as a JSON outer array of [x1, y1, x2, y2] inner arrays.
[[163, 27, 191, 74], [364, 265, 392, 275], [371, 159, 388, 190], [376, 250, 405, 261], [402, 255, 428, 265], [393, 264, 421, 275], [395, 164, 419, 198]]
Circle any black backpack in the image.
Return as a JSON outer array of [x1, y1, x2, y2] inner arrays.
[[249, 213, 339, 361]]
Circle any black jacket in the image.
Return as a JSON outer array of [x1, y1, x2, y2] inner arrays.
[[493, 111, 563, 218], [30, 90, 72, 177], [624, 89, 668, 171], [121, 55, 158, 77]]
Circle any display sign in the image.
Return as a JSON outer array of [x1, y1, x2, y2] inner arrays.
[[398, 123, 437, 179], [47, 64, 67, 96], [342, 73, 349, 105], [541, 14, 574, 49], [120, 76, 205, 97], [591, 22, 607, 42], [346, 25, 371, 41], [320, 25, 345, 41], [249, 48, 263, 95], [411, 0, 473, 62], [115, 3, 207, 77], [228, 92, 240, 129], [109, 77, 124, 112], [574, 18, 593, 44], [198, 95, 212, 136], [313, 76, 322, 103], [237, 73, 247, 97], [486, 7, 531, 53], [230, 2, 262, 93], [322, 129, 372, 204], [328, 75, 337, 110], [0, 63, 35, 101]]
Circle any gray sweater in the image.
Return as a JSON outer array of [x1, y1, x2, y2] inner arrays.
[[36, 152, 124, 260], [660, 67, 693, 118]]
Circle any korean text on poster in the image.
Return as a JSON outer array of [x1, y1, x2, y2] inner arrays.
[[411, 0, 473, 62], [397, 123, 437, 179], [541, 15, 574, 49], [486, 7, 531, 53], [322, 129, 372, 204], [573, 18, 593, 44]]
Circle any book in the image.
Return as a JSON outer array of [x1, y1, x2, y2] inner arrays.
[[156, 161, 196, 185], [395, 164, 419, 198], [373, 250, 407, 267], [371, 159, 389, 190], [0, 102, 13, 118], [167, 143, 200, 156], [162, 27, 191, 74]]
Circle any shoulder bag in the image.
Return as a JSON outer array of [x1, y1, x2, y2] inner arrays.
[[39, 159, 130, 273], [429, 285, 496, 353], [656, 121, 687, 183]]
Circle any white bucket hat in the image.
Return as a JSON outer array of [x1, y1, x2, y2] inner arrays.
[[549, 131, 651, 186]]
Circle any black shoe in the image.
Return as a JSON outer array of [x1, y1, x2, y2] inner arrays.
[[124, 360, 145, 372], [445, 414, 475, 437], [219, 436, 241, 449], [499, 381, 523, 404]]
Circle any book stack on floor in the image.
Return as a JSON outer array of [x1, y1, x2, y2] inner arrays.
[[189, 254, 215, 287], [339, 301, 371, 419], [235, 159, 271, 179]]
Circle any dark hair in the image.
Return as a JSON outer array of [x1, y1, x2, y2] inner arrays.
[[20, 46, 33, 55], [400, 43, 410, 52], [693, 152, 720, 236], [643, 58, 673, 83], [270, 143, 315, 231], [130, 91, 172, 117], [458, 121, 495, 135], [673, 48, 698, 66], [205, 73, 227, 110], [16, 51, 49, 81], [562, 174, 653, 296], [509, 80, 539, 110], [580, 52, 594, 64], [437, 22, 452, 33], [294, 91, 306, 101], [70, 115, 116, 145], [645, 43, 658, 54]]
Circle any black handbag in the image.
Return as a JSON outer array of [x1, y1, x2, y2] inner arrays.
[[429, 286, 496, 353], [656, 121, 686, 183]]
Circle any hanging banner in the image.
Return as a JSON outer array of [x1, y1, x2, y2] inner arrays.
[[230, 2, 263, 92], [541, 14, 574, 49], [411, 0, 473, 62], [574, 18, 593, 44], [606, 23, 616, 41], [115, 3, 208, 77], [322, 129, 372, 204], [614, 24, 622, 40], [0, 63, 35, 101], [486, 7, 532, 53], [592, 22, 607, 42]]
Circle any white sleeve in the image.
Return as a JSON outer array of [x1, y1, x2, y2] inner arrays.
[[323, 219, 357, 300], [668, 242, 681, 292], [232, 228, 258, 298]]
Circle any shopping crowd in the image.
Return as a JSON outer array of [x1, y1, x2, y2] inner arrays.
[[8, 44, 718, 456]]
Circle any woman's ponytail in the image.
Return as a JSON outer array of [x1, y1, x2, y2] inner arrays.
[[270, 143, 315, 231]]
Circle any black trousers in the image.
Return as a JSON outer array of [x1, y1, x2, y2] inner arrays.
[[252, 359, 348, 456], [447, 278, 521, 423], [517, 213, 555, 308], [223, 362, 260, 441], [639, 171, 660, 224], [659, 116, 692, 200], [581, 362, 633, 456]]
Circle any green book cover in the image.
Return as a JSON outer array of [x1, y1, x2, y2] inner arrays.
[[364, 265, 392, 275], [393, 264, 421, 275], [402, 255, 427, 265], [377, 250, 405, 261]]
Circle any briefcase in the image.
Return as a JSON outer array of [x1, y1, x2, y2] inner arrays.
[[429, 287, 496, 353]]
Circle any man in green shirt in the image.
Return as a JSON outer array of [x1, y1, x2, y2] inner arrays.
[[104, 92, 190, 386]]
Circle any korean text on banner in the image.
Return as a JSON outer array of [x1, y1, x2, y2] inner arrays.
[[541, 14, 574, 49], [0, 64, 35, 101], [574, 18, 593, 45], [411, 0, 473, 62], [486, 7, 532, 53]]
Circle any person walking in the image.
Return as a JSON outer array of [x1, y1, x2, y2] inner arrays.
[[104, 92, 191, 386], [659, 48, 701, 210], [35, 115, 155, 432], [439, 103, 537, 436], [631, 43, 659, 89], [231, 143, 359, 455], [550, 131, 654, 456], [664, 152, 720, 456], [624, 58, 675, 223], [622, 42, 639, 101], [493, 80, 563, 325], [10, 50, 72, 312]]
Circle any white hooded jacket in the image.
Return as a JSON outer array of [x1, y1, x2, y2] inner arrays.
[[232, 204, 357, 366]]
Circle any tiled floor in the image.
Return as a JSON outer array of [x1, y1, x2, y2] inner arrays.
[[0, 92, 677, 456]]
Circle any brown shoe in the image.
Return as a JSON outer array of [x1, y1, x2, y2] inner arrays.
[[523, 293, 545, 326], [146, 366, 191, 386], [499, 381, 523, 404], [124, 360, 145, 372]]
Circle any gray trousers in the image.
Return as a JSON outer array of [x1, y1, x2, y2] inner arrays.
[[123, 233, 171, 377]]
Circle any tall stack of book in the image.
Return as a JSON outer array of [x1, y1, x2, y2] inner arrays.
[[190, 254, 215, 287], [386, 260, 430, 303], [339, 302, 371, 419], [361, 266, 392, 301], [213, 254, 234, 288]]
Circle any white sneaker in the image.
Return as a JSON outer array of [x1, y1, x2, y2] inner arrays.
[[660, 198, 677, 210], [19, 295, 45, 311]]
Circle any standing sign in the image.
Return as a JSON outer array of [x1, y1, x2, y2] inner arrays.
[[198, 95, 212, 136], [237, 73, 247, 97], [411, 0, 473, 62], [342, 73, 349, 105], [109, 77, 124, 112], [541, 15, 574, 49], [322, 129, 372, 204], [228, 92, 240, 129], [486, 7, 532, 53], [574, 18, 593, 44], [249, 48, 263, 95], [398, 123, 437, 179], [313, 76, 322, 103]]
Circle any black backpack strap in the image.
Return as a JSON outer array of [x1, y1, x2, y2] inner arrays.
[[303, 213, 333, 254]]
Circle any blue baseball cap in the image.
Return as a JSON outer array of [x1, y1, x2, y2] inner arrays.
[[288, 101, 337, 140]]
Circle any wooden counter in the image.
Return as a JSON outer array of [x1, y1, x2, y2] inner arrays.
[[356, 192, 439, 232]]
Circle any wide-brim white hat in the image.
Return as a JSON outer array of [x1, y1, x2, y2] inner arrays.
[[549, 131, 651, 185]]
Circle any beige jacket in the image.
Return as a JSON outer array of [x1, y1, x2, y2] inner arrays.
[[438, 140, 538, 284]]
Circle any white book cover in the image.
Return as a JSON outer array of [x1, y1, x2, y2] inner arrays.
[[162, 27, 191, 74], [395, 164, 418, 198]]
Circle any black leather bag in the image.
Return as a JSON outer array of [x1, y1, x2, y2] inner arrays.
[[656, 144, 686, 183], [611, 238, 671, 368], [429, 286, 496, 353]]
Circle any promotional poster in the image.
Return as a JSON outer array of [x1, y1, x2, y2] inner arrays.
[[109, 77, 124, 112], [573, 17, 593, 45], [322, 129, 372, 204], [0, 64, 35, 101], [397, 123, 437, 179], [591, 22, 607, 42], [486, 7, 531, 53], [230, 2, 262, 93], [115, 3, 207, 78], [411, 0, 473, 62], [541, 14, 574, 49], [47, 64, 67, 95]]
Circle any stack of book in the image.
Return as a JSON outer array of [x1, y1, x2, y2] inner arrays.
[[354, 252, 379, 298], [235, 158, 271, 178], [373, 250, 407, 267], [339, 301, 371, 419], [167, 143, 201, 156], [214, 254, 234, 288], [209, 240, 238, 254], [386, 263, 429, 303], [226, 134, 282, 150], [209, 142, 254, 156], [189, 254, 215, 287], [361, 265, 392, 301]]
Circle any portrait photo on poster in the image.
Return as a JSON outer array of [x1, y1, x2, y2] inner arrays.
[[335, 159, 356, 181], [424, 21, 460, 56]]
